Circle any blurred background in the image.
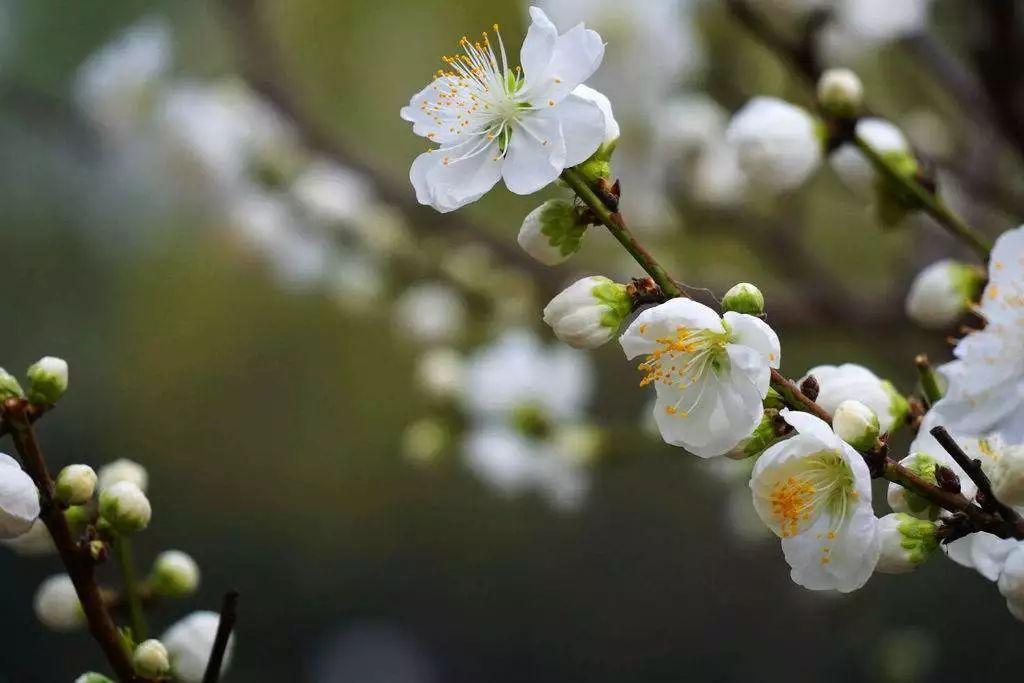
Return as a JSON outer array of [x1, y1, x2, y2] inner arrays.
[[1, 0, 1022, 680]]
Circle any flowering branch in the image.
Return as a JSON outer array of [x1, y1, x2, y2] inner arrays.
[[930, 425, 1024, 526], [202, 590, 239, 683], [2, 399, 143, 683]]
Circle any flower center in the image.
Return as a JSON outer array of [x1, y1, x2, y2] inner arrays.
[[768, 450, 857, 546], [637, 324, 732, 417]]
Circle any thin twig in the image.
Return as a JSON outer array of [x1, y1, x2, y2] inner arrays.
[[2, 399, 142, 682], [914, 354, 943, 406], [114, 535, 147, 641], [930, 425, 1024, 526], [202, 590, 240, 683]]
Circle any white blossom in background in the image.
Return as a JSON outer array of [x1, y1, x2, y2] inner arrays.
[[162, 611, 235, 683], [393, 282, 467, 345], [659, 94, 729, 153], [830, 118, 911, 197], [291, 159, 373, 227], [834, 0, 932, 43], [691, 141, 748, 206], [0, 452, 40, 538], [905, 260, 985, 330], [2, 518, 55, 556], [801, 363, 907, 434], [750, 410, 880, 592], [620, 298, 780, 457], [415, 348, 465, 400], [34, 574, 84, 631], [999, 548, 1024, 622], [97, 458, 149, 492], [402, 7, 608, 212], [460, 330, 595, 509], [725, 97, 822, 195], [74, 18, 172, 140], [933, 226, 1024, 441]]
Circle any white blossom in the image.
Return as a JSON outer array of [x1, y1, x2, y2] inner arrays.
[[415, 348, 465, 400], [832, 400, 880, 451], [402, 8, 608, 211], [542, 276, 631, 349], [750, 410, 879, 592], [830, 118, 910, 197], [393, 282, 467, 345], [725, 97, 822, 195], [2, 518, 55, 556], [801, 363, 906, 434], [162, 611, 235, 683], [621, 298, 780, 457], [998, 547, 1024, 604], [0, 452, 40, 538], [874, 513, 938, 574], [97, 458, 149, 492], [151, 550, 201, 597], [34, 575, 84, 631]]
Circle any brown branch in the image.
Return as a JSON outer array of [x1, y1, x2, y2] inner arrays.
[[930, 425, 1024, 526], [202, 590, 239, 683], [2, 399, 143, 683], [972, 0, 1024, 168]]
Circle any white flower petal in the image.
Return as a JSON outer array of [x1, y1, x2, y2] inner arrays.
[[555, 92, 605, 166], [502, 116, 567, 195]]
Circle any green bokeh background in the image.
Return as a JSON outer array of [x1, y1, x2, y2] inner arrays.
[[0, 1, 1018, 680]]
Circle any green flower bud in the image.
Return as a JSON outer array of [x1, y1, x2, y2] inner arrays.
[[517, 199, 588, 266], [75, 674, 114, 683], [722, 282, 765, 316], [833, 400, 880, 451], [817, 68, 863, 119], [543, 276, 631, 349], [25, 356, 68, 405], [888, 453, 941, 520], [55, 465, 97, 506], [882, 380, 910, 431], [875, 513, 938, 573], [150, 550, 201, 597], [133, 639, 171, 678], [98, 481, 151, 535], [0, 367, 24, 401]]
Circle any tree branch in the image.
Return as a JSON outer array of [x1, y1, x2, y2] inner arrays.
[[2, 399, 143, 683], [930, 425, 1024, 525], [202, 590, 239, 683]]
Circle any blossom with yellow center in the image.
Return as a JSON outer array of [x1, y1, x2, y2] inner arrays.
[[751, 410, 879, 592], [619, 297, 780, 458], [400, 7, 610, 212]]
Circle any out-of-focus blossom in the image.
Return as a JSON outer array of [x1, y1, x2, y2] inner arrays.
[[162, 611, 235, 683], [905, 260, 985, 330], [393, 283, 467, 345], [830, 118, 912, 198], [726, 97, 822, 195], [34, 575, 84, 631]]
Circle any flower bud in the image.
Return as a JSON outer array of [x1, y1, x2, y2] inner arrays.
[[816, 68, 863, 118], [887, 453, 941, 519], [727, 410, 785, 459], [33, 574, 84, 631], [0, 367, 24, 400], [542, 276, 630, 349], [875, 513, 938, 574], [97, 458, 149, 492], [162, 611, 235, 683], [75, 674, 114, 683], [803, 363, 906, 433], [99, 481, 151, 535], [133, 639, 171, 678], [991, 444, 1024, 507], [517, 199, 587, 266], [55, 464, 97, 506], [721, 282, 765, 316], [151, 550, 201, 597], [905, 260, 985, 330], [25, 356, 69, 405], [725, 97, 823, 195], [833, 400, 880, 451], [0, 452, 40, 539]]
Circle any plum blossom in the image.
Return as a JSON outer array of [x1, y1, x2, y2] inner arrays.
[[801, 363, 907, 434], [725, 97, 822, 195], [620, 298, 780, 457], [750, 410, 880, 592], [402, 7, 609, 212], [0, 453, 40, 539]]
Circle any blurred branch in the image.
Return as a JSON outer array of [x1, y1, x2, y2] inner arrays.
[[202, 590, 239, 683], [972, 0, 1024, 167], [215, 0, 563, 292]]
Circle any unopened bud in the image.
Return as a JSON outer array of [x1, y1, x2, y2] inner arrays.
[[151, 550, 200, 597], [97, 458, 148, 492], [833, 400, 880, 451], [133, 639, 171, 678], [887, 453, 941, 519], [75, 674, 114, 683], [26, 356, 68, 405], [875, 513, 938, 574], [543, 276, 631, 349], [799, 375, 820, 401], [817, 68, 863, 119], [905, 260, 985, 330], [55, 465, 97, 506], [0, 368, 24, 401], [517, 199, 587, 266], [721, 282, 765, 316], [98, 481, 151, 535]]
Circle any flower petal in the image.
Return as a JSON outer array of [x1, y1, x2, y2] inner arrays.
[[555, 92, 605, 166], [502, 115, 566, 195], [520, 7, 559, 85], [524, 21, 605, 105], [411, 142, 503, 212]]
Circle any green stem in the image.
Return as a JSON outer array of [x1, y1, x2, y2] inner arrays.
[[114, 535, 147, 641], [915, 354, 944, 405], [853, 135, 992, 259], [560, 168, 684, 298]]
